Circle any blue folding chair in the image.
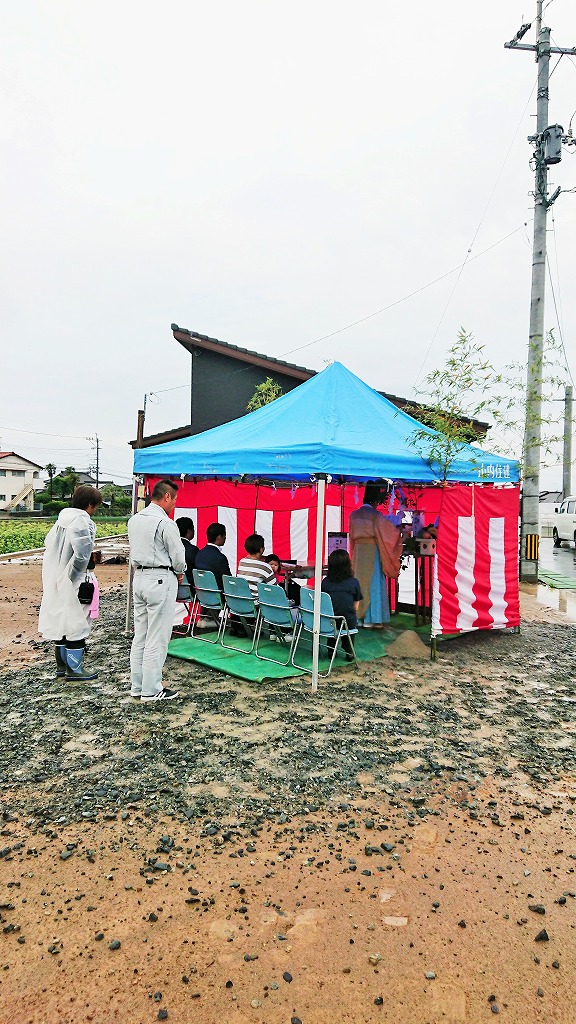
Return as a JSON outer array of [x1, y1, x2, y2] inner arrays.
[[190, 569, 224, 644], [292, 588, 357, 676], [254, 583, 298, 666], [221, 575, 261, 653], [172, 579, 195, 637]]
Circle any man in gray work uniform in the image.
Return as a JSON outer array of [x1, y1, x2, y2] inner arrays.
[[128, 478, 186, 701]]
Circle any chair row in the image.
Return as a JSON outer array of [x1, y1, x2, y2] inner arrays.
[[177, 570, 358, 677]]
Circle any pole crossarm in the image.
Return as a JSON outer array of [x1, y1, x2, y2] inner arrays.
[[505, 43, 576, 54]]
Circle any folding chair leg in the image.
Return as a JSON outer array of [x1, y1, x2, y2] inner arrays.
[[254, 619, 295, 666], [190, 602, 223, 644]]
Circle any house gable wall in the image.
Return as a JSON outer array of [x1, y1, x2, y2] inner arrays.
[[190, 348, 306, 435]]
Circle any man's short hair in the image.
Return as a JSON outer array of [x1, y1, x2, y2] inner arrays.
[[151, 479, 178, 501], [176, 517, 194, 538], [244, 533, 265, 556], [206, 522, 226, 544], [71, 485, 102, 510]]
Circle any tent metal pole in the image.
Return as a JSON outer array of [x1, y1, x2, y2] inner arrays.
[[311, 475, 327, 693], [124, 475, 137, 635]]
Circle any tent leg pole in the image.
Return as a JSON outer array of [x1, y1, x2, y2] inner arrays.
[[124, 475, 137, 635], [311, 476, 327, 693], [431, 635, 437, 661]]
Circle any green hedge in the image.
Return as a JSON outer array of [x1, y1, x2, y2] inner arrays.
[[0, 519, 128, 555]]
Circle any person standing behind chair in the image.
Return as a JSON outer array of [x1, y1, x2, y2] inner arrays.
[[321, 549, 362, 661], [128, 479, 186, 701], [349, 481, 402, 628], [195, 523, 231, 590], [38, 484, 102, 681], [176, 517, 198, 588]]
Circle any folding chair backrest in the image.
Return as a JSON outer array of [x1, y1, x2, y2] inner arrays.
[[222, 575, 258, 618], [256, 583, 293, 628], [299, 588, 338, 636], [192, 568, 223, 612], [176, 581, 193, 603]]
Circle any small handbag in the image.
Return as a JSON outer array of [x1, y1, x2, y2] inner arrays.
[[78, 573, 96, 605]]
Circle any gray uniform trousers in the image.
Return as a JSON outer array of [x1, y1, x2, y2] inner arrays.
[[130, 569, 177, 697]]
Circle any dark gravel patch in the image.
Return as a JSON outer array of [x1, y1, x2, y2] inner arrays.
[[1, 589, 574, 830]]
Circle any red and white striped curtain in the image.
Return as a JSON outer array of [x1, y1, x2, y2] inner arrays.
[[150, 477, 520, 637], [432, 485, 520, 635]]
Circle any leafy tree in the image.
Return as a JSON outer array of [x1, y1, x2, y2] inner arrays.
[[408, 328, 568, 482], [63, 466, 79, 494], [246, 377, 283, 413], [99, 483, 131, 515], [44, 463, 57, 499]]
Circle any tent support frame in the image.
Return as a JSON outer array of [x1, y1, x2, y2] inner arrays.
[[311, 474, 328, 693]]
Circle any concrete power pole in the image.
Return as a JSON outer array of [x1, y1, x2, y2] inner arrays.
[[563, 385, 573, 499], [505, 3, 576, 583]]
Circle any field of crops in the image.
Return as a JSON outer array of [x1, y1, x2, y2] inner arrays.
[[0, 520, 128, 556]]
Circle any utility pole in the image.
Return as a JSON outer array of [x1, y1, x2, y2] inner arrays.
[[563, 385, 573, 499], [505, 3, 576, 582], [87, 434, 100, 487]]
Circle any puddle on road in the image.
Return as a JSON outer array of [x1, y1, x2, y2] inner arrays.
[[536, 584, 576, 623]]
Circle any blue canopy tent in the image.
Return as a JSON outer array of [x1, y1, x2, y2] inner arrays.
[[133, 363, 519, 689], [134, 362, 519, 485]]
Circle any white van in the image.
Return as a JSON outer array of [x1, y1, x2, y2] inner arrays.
[[553, 496, 576, 547]]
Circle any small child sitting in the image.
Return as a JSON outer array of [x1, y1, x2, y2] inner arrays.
[[321, 549, 363, 662], [264, 552, 285, 587]]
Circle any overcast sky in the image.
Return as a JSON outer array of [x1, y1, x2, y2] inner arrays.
[[2, 0, 575, 488]]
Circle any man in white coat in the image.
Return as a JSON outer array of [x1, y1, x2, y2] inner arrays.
[[38, 485, 102, 681], [128, 478, 186, 701]]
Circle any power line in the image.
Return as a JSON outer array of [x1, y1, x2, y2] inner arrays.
[[411, 77, 540, 391], [279, 221, 531, 361], [0, 425, 91, 440], [547, 210, 574, 386]]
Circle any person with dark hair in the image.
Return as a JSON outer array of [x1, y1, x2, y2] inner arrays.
[[195, 522, 231, 590], [348, 480, 402, 628], [38, 485, 103, 681], [321, 549, 362, 662], [176, 517, 198, 587], [237, 534, 276, 598], [264, 553, 284, 586], [128, 479, 185, 701]]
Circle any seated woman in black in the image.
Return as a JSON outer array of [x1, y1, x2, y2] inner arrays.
[[321, 549, 362, 662]]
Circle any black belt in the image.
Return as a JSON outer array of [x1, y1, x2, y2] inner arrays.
[[135, 565, 173, 571]]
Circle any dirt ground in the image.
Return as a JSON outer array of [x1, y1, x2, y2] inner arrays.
[[0, 561, 575, 1023], [0, 559, 128, 667]]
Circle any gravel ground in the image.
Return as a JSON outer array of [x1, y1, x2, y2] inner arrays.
[[1, 585, 574, 830], [1, 579, 575, 1023]]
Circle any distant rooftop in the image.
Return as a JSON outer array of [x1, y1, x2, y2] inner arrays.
[[0, 451, 44, 469]]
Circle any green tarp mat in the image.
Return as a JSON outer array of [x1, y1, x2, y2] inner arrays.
[[167, 623, 421, 682], [538, 571, 576, 591]]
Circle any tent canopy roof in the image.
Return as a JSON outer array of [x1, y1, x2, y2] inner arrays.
[[133, 362, 519, 484]]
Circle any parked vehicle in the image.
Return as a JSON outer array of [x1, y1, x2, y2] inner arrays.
[[553, 495, 576, 547]]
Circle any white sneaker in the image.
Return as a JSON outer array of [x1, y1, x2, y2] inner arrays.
[[140, 688, 179, 701]]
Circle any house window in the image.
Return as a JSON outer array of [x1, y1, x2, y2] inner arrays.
[[33, 471, 40, 478], [11, 470, 25, 477], [0, 469, 6, 476], [0, 494, 5, 501], [11, 494, 19, 500]]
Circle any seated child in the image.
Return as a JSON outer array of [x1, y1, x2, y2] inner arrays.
[[321, 549, 363, 662], [237, 534, 277, 597], [264, 552, 285, 587]]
